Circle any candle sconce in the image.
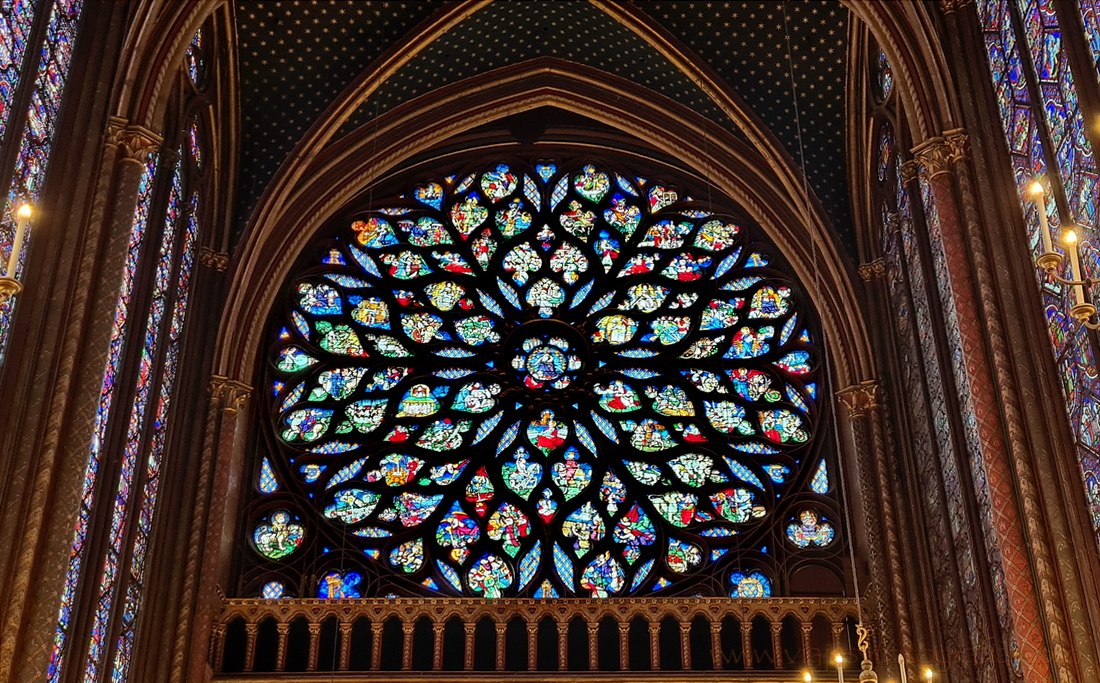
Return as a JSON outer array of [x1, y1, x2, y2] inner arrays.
[[0, 202, 33, 300], [1029, 182, 1100, 329]]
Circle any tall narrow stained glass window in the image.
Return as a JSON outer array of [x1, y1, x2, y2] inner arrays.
[[48, 26, 208, 683], [245, 160, 846, 600], [978, 0, 1100, 536], [0, 0, 83, 361]]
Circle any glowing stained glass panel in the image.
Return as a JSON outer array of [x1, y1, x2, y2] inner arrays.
[[185, 27, 204, 86], [978, 0, 1100, 537], [264, 161, 825, 598], [110, 192, 199, 682], [1015, 0, 1099, 233], [876, 48, 893, 100], [0, 0, 40, 143], [84, 157, 184, 683], [49, 153, 156, 683], [0, 0, 84, 363], [729, 570, 771, 598]]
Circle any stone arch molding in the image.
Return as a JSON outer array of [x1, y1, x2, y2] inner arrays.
[[213, 0, 964, 391], [216, 58, 875, 392]]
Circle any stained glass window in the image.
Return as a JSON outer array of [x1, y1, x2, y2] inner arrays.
[[978, 0, 1100, 536], [0, 0, 83, 361], [49, 153, 157, 683], [876, 48, 893, 101], [251, 160, 839, 599], [50, 122, 203, 682], [0, 0, 40, 143], [185, 26, 205, 87]]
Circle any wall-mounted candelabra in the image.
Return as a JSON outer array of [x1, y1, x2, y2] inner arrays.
[[1030, 181, 1100, 329], [0, 202, 33, 300]]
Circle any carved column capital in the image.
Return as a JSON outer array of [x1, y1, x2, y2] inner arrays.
[[198, 246, 230, 271], [944, 129, 969, 165], [208, 375, 252, 412], [899, 160, 920, 186], [858, 259, 886, 282], [940, 0, 974, 12], [913, 138, 953, 179], [105, 116, 161, 162], [836, 380, 883, 418]]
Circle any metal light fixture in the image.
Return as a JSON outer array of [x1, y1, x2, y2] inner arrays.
[[0, 201, 33, 298], [1029, 180, 1099, 328]]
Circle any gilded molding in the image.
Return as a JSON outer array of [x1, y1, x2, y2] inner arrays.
[[899, 160, 920, 186], [105, 116, 161, 162], [939, 0, 974, 13], [836, 380, 882, 419], [199, 247, 230, 271], [858, 259, 886, 282], [944, 129, 969, 165], [913, 138, 953, 179], [208, 375, 252, 412]]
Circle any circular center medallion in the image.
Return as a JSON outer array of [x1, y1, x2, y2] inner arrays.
[[525, 344, 567, 382], [508, 322, 586, 390]]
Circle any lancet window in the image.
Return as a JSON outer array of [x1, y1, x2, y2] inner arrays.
[[977, 0, 1100, 537], [48, 25, 210, 683]]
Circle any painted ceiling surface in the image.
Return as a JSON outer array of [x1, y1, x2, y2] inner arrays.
[[235, 0, 852, 250], [637, 0, 851, 246], [234, 1, 446, 227]]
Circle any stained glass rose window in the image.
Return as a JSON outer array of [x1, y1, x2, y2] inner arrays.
[[256, 161, 827, 598]]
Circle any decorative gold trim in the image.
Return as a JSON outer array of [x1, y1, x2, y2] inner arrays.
[[944, 129, 969, 165], [198, 246, 229, 271], [899, 160, 920, 186], [858, 259, 886, 282], [836, 380, 882, 418], [913, 138, 953, 178], [105, 116, 161, 162], [940, 0, 975, 11], [208, 375, 251, 411], [0, 277, 23, 298]]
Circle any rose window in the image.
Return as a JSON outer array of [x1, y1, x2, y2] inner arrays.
[[255, 161, 829, 598]]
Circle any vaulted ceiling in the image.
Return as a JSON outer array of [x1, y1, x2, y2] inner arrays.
[[234, 0, 852, 250]]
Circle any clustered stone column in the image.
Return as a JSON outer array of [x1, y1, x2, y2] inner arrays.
[[909, 129, 1076, 680], [173, 375, 251, 682]]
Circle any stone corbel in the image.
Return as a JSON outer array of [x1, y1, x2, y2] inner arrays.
[[913, 138, 954, 180], [837, 380, 882, 419]]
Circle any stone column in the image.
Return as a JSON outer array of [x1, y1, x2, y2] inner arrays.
[[172, 375, 251, 682], [912, 132, 1063, 680], [835, 380, 907, 674]]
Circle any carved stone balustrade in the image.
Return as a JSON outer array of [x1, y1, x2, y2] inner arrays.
[[212, 596, 858, 678]]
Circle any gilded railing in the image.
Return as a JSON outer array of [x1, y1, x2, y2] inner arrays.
[[212, 597, 858, 676]]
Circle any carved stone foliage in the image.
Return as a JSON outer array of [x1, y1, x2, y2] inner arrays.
[[209, 376, 251, 413], [105, 116, 161, 162], [837, 381, 882, 419], [198, 247, 229, 271]]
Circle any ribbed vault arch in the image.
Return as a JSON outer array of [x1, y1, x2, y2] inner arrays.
[[215, 60, 874, 392]]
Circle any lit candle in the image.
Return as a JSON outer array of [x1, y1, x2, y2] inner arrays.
[[6, 203, 32, 279], [1064, 229, 1087, 307], [803, 671, 813, 683], [835, 653, 845, 683], [1029, 180, 1054, 254], [922, 667, 935, 681]]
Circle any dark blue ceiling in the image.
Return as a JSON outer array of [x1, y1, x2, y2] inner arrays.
[[235, 1, 852, 250]]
